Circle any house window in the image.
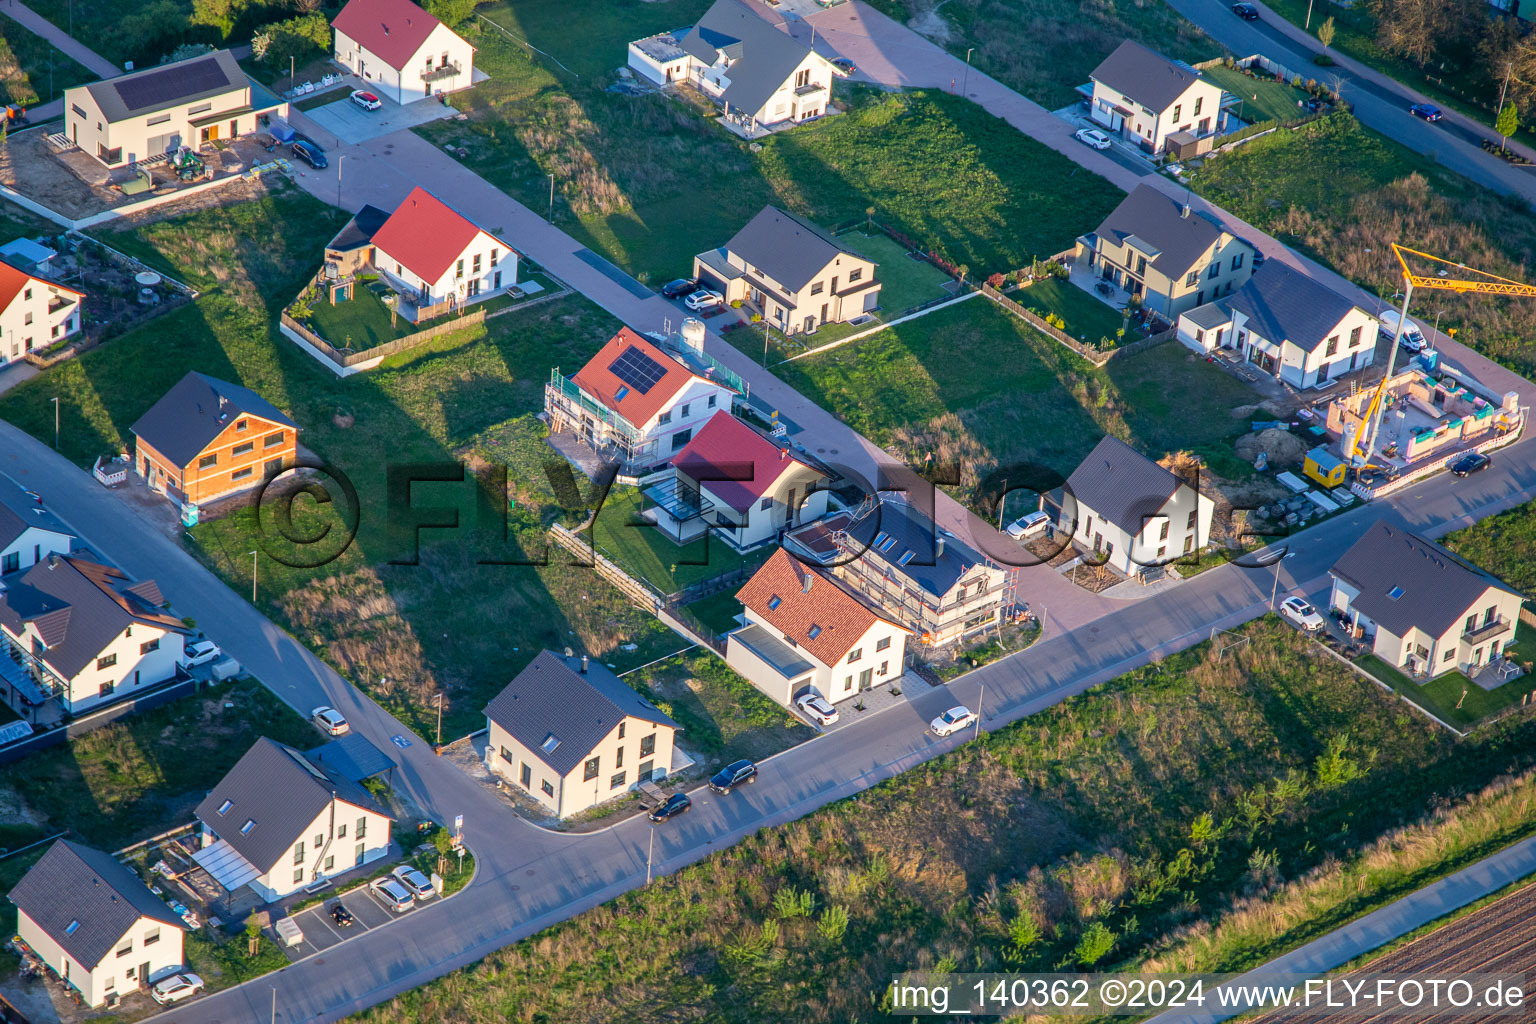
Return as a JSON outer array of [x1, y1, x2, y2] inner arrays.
[[1444, 649, 1455, 662], [1350, 326, 1362, 347], [294, 868, 304, 884], [198, 454, 217, 469], [1231, 252, 1244, 270], [795, 68, 811, 88], [1193, 96, 1203, 116], [499, 746, 513, 764], [680, 403, 690, 418], [848, 647, 862, 664], [1186, 509, 1197, 531], [140, 638, 159, 654], [611, 772, 627, 789], [265, 431, 285, 448], [356, 816, 368, 838], [71, 103, 86, 118], [231, 467, 254, 481], [116, 939, 133, 957], [241, 819, 256, 835], [144, 928, 160, 946], [188, 103, 212, 115], [490, 249, 499, 266], [1183, 534, 1194, 554], [456, 259, 465, 279], [1171, 104, 1182, 121], [217, 799, 233, 816], [236, 419, 248, 431], [658, 411, 671, 425], [65, 920, 80, 936], [707, 395, 717, 408], [148, 112, 172, 126], [1185, 271, 1199, 287], [22, 313, 30, 326], [295, 841, 305, 864], [843, 675, 853, 692], [1325, 336, 1339, 357], [640, 733, 656, 757], [619, 722, 626, 740], [1159, 520, 1170, 540], [520, 763, 531, 788], [338, 823, 347, 838], [584, 756, 600, 781], [233, 441, 255, 456], [760, 497, 773, 511], [876, 636, 891, 651], [314, 832, 323, 849], [670, 428, 692, 450], [615, 746, 624, 768], [810, 282, 824, 295], [541, 780, 555, 797], [1465, 614, 1477, 634], [858, 668, 873, 688], [808, 624, 822, 639], [473, 253, 482, 273], [97, 653, 117, 670], [97, 143, 122, 163], [325, 855, 334, 871], [1135, 256, 1147, 275], [1207, 263, 1219, 279]]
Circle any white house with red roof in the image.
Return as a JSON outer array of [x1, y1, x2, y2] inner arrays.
[[547, 327, 738, 469], [0, 259, 83, 365], [727, 548, 909, 705], [331, 0, 475, 105], [644, 413, 829, 551], [369, 186, 515, 321]]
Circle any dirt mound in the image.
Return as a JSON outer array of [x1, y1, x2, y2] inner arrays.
[[1234, 428, 1307, 467], [1231, 399, 1291, 419]]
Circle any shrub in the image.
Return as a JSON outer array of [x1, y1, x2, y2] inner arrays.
[[1072, 922, 1116, 966], [1313, 54, 1335, 66], [986, 272, 1006, 289]]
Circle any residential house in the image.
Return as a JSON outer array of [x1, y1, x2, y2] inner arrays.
[[64, 49, 287, 168], [0, 478, 73, 576], [321, 203, 391, 280], [9, 841, 186, 1008], [1177, 261, 1380, 389], [1060, 435, 1215, 577], [1075, 184, 1255, 319], [192, 737, 394, 903], [0, 258, 83, 365], [0, 555, 186, 719], [1329, 519, 1523, 678], [643, 412, 830, 551], [1085, 40, 1227, 155], [628, 0, 834, 130], [788, 498, 1012, 646], [545, 326, 739, 469], [694, 205, 880, 336], [131, 371, 298, 506], [332, 0, 476, 104], [368, 186, 516, 321], [484, 650, 682, 818], [727, 547, 909, 705]]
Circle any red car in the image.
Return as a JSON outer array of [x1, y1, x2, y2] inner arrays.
[[351, 90, 382, 111]]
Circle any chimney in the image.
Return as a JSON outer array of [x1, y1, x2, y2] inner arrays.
[[780, 447, 788, 461], [802, 570, 814, 594], [580, 655, 589, 674], [936, 535, 946, 558], [1181, 204, 1191, 219], [564, 645, 573, 658]]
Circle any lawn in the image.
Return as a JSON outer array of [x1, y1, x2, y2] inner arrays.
[[631, 652, 812, 767], [301, 272, 560, 350], [860, 0, 1210, 110], [0, 180, 679, 741], [681, 591, 745, 637], [1187, 113, 1536, 380], [769, 298, 1258, 509], [835, 229, 954, 315], [589, 487, 771, 596], [1013, 275, 1140, 347], [1356, 654, 1524, 730], [0, 22, 95, 107], [0, 679, 314, 934], [0, 197, 56, 242], [355, 618, 1536, 1023], [421, 6, 1124, 283], [1199, 63, 1312, 125]]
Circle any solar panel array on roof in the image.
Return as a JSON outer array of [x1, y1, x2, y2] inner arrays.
[[609, 347, 666, 395], [113, 57, 229, 114]]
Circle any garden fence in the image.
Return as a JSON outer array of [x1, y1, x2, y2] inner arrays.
[[547, 524, 661, 613]]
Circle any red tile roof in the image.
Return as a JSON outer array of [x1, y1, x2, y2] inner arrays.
[[0, 259, 81, 311], [369, 186, 487, 284], [570, 328, 725, 429], [673, 413, 822, 513], [736, 548, 906, 666], [332, 0, 443, 71]]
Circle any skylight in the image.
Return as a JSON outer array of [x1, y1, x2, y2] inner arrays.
[[1387, 586, 1405, 600], [872, 531, 889, 549], [542, 734, 562, 754], [878, 535, 898, 553], [217, 799, 233, 816], [614, 386, 631, 402], [240, 819, 256, 835], [767, 595, 782, 610], [897, 550, 916, 566], [808, 624, 822, 639], [65, 920, 80, 935]]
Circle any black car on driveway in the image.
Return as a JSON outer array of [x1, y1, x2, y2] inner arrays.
[[710, 759, 758, 794], [661, 278, 699, 299], [648, 792, 692, 822], [291, 139, 328, 168], [1450, 452, 1490, 477]]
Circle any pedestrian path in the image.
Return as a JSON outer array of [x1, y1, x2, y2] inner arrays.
[[1, 2, 119, 80]]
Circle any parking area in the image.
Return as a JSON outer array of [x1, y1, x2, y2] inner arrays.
[[304, 87, 460, 145], [275, 880, 433, 961]]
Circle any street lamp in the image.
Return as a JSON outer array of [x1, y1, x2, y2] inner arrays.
[[50, 397, 58, 450], [337, 154, 343, 207], [290, 55, 295, 94], [1432, 309, 1445, 338], [547, 173, 555, 222], [962, 47, 974, 99], [249, 550, 258, 603], [434, 692, 445, 747]]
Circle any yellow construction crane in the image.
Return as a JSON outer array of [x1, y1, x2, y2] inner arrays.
[[1352, 244, 1536, 468]]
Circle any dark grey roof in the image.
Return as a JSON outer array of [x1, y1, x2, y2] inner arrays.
[[724, 206, 866, 294], [85, 49, 247, 124], [195, 737, 392, 874], [130, 371, 297, 468], [327, 204, 391, 253], [845, 499, 991, 599], [1090, 40, 1203, 112], [9, 841, 183, 968], [1331, 520, 1520, 637], [1066, 435, 1193, 531], [0, 478, 72, 553], [0, 556, 182, 679], [680, 0, 817, 115], [483, 651, 679, 777], [1228, 261, 1367, 354], [1093, 184, 1228, 280], [307, 732, 394, 783], [1182, 299, 1233, 332]]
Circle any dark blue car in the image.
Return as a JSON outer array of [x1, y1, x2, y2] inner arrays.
[[1409, 103, 1443, 122], [291, 139, 328, 168]]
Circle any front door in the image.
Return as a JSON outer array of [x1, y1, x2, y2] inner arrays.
[[804, 315, 815, 333], [494, 270, 502, 289], [355, 842, 365, 866], [139, 962, 149, 989], [229, 120, 239, 139]]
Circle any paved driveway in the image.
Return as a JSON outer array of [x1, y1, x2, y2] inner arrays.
[[304, 92, 458, 146]]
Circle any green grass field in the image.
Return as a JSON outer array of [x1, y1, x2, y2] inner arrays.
[[1357, 654, 1525, 729], [1014, 276, 1140, 347], [0, 23, 95, 106], [1442, 500, 1536, 596], [835, 230, 954, 315], [589, 488, 770, 595], [1198, 63, 1311, 125]]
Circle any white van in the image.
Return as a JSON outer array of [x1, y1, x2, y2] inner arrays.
[[1377, 309, 1426, 352]]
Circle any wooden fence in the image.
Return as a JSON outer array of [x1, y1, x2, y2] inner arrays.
[[547, 523, 661, 613], [283, 307, 490, 371]]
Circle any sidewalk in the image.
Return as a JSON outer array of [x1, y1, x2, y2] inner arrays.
[[0, 1, 120, 80]]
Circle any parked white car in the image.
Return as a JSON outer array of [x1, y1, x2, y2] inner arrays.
[[1377, 309, 1427, 352], [312, 706, 350, 736], [1005, 511, 1051, 541], [684, 289, 724, 311], [1280, 596, 1325, 632], [391, 864, 437, 900], [795, 693, 839, 725], [1075, 127, 1112, 150], [184, 640, 221, 667], [930, 705, 977, 737], [150, 973, 203, 1005], [370, 876, 415, 913]]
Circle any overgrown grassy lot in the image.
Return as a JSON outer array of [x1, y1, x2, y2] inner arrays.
[[0, 24, 94, 106], [354, 619, 1536, 1023], [1199, 63, 1312, 125], [860, 0, 1209, 110], [766, 298, 1257, 508], [1188, 113, 1536, 379], [0, 181, 678, 740], [632, 652, 813, 767], [1442, 499, 1536, 596], [0, 680, 314, 933], [422, 9, 1122, 282]]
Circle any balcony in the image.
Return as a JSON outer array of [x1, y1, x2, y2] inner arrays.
[[794, 81, 826, 97], [0, 638, 65, 706], [422, 61, 463, 84], [1463, 617, 1513, 644]]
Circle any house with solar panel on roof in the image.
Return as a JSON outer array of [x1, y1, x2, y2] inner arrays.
[[63, 49, 288, 168], [545, 323, 744, 471], [192, 737, 394, 903], [9, 840, 187, 1008], [332, 0, 476, 105], [484, 650, 682, 818]]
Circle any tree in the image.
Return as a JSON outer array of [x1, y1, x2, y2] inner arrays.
[[1317, 16, 1336, 55], [422, 0, 479, 28], [161, 42, 214, 65], [120, 0, 187, 65], [191, 0, 244, 39], [251, 30, 273, 61], [1072, 922, 1115, 967], [1497, 101, 1520, 152], [1373, 0, 1453, 65]]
